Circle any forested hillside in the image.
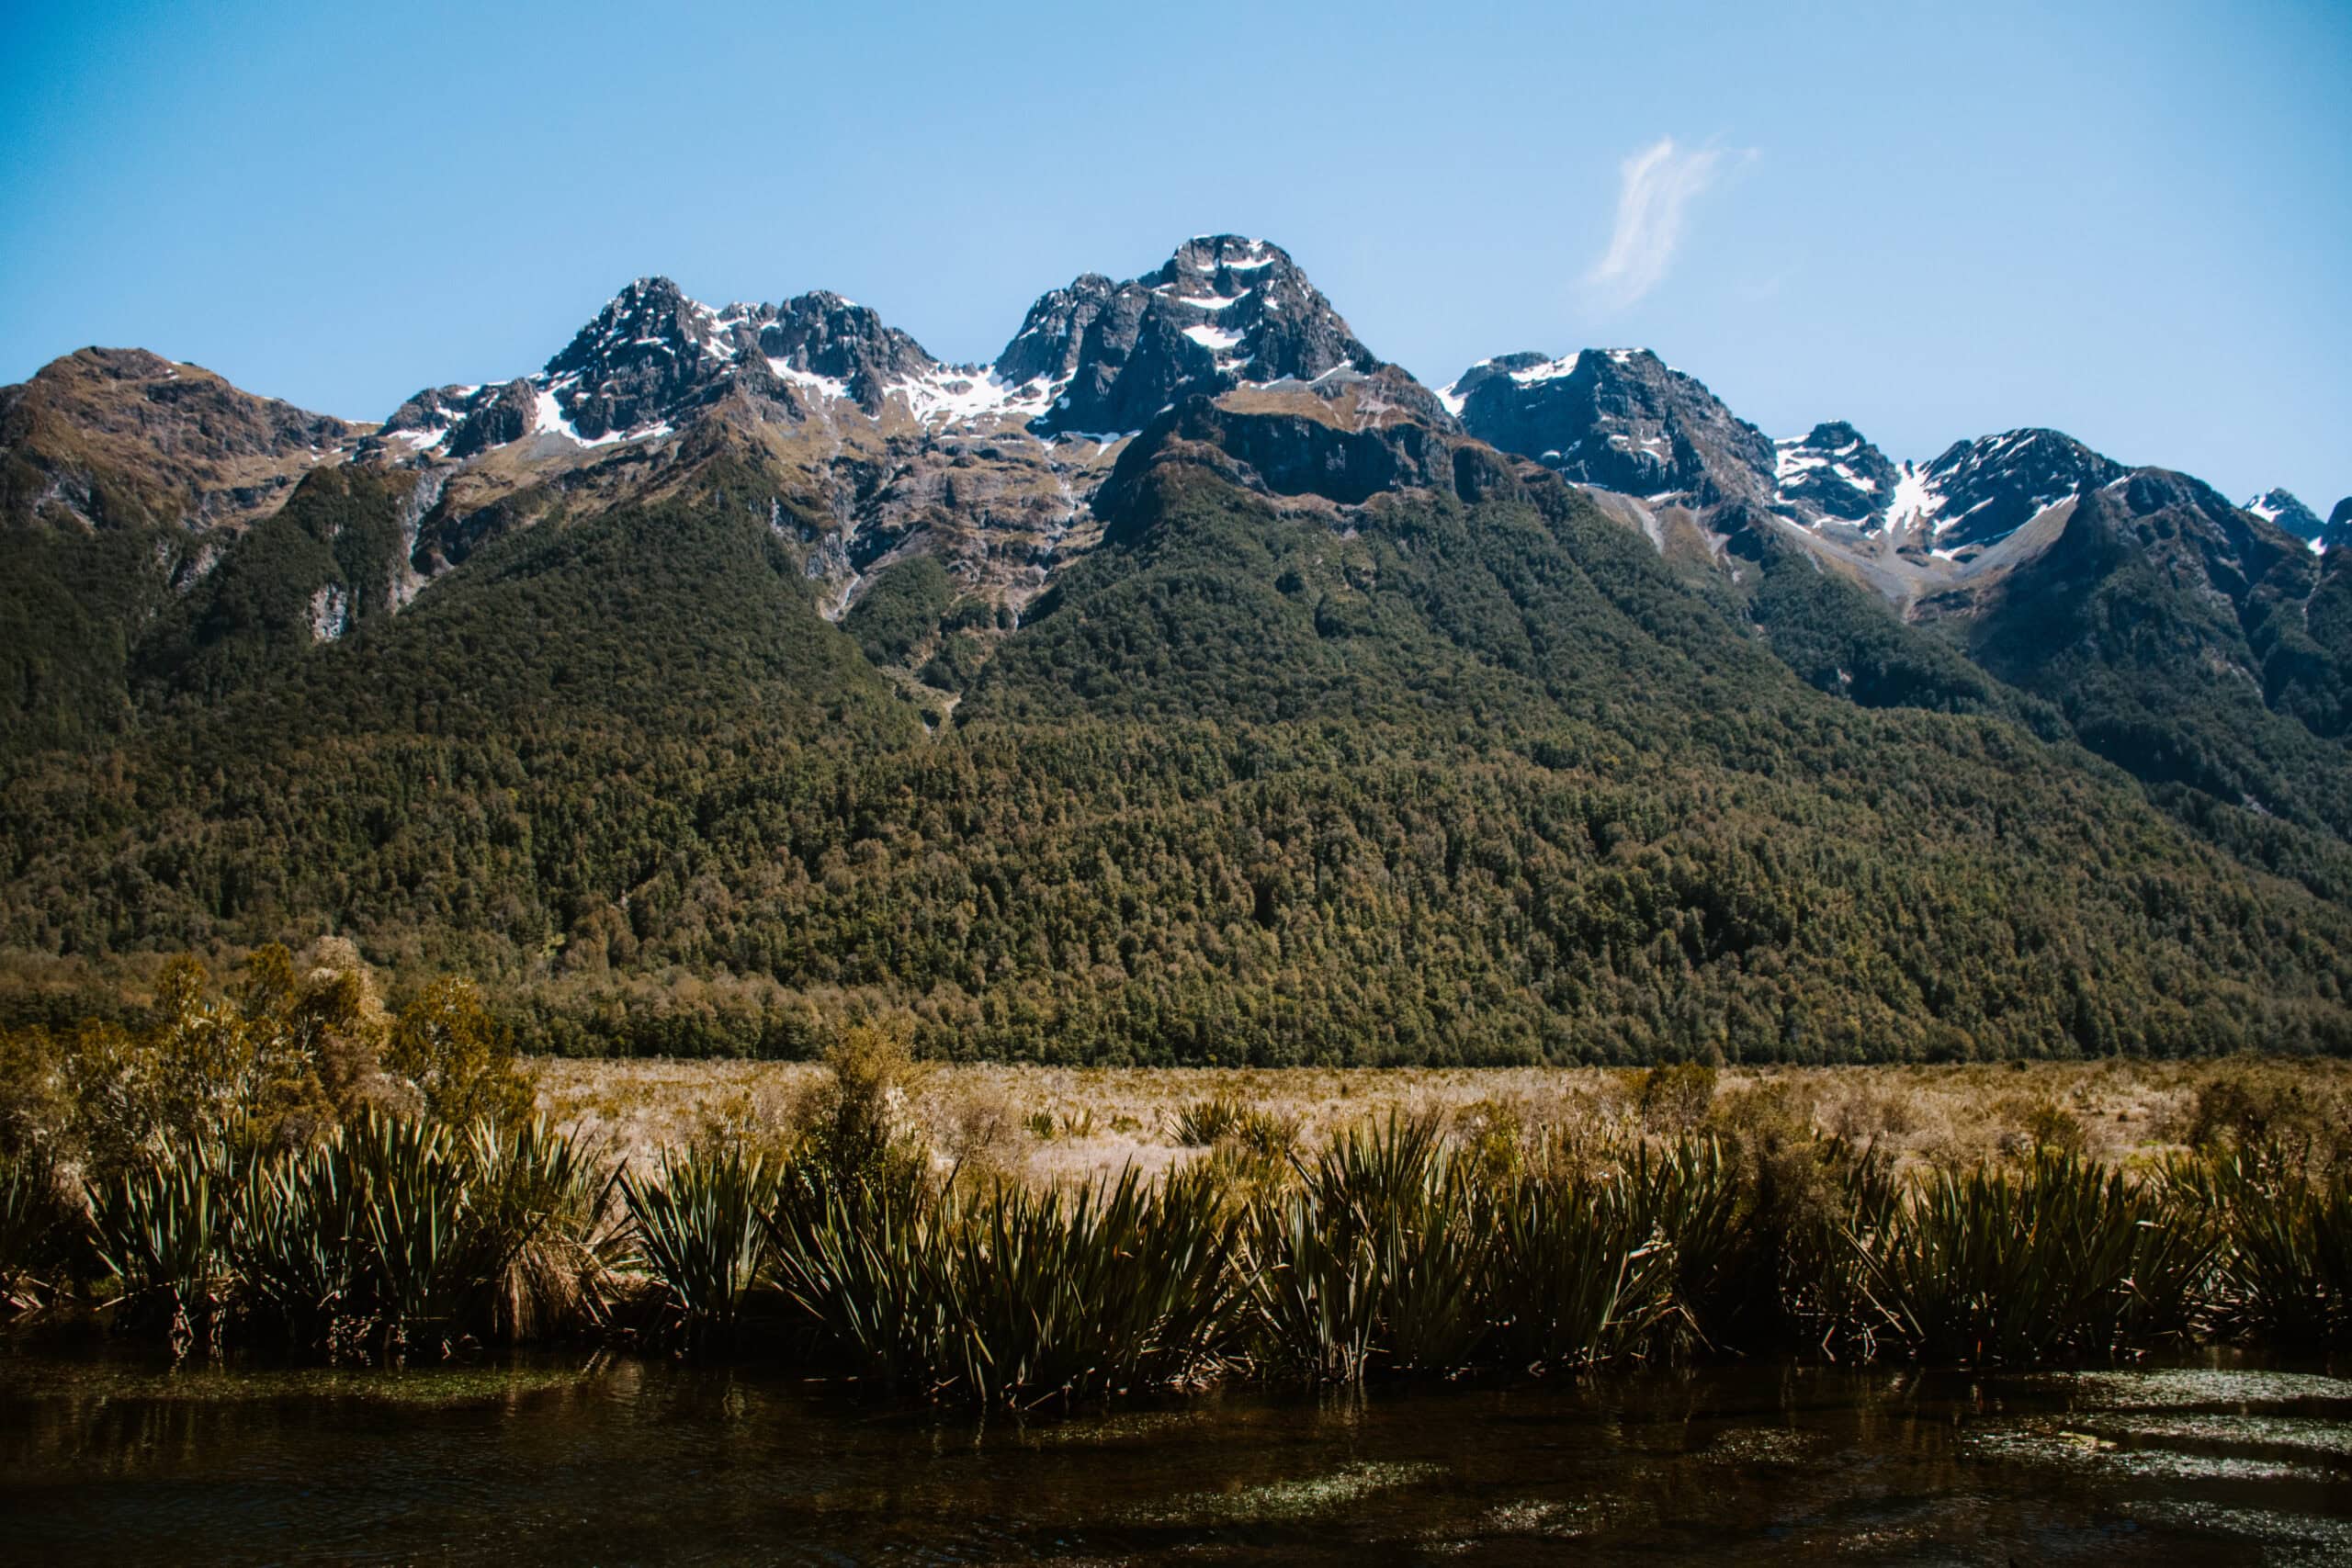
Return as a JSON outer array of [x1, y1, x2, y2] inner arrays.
[[6, 410, 2348, 1066], [5, 242, 2349, 1065]]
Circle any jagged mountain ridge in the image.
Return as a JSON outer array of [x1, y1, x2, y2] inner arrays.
[[6, 238, 2346, 843], [1440, 343, 2350, 843], [342, 235, 1400, 627], [6, 234, 2352, 1063]]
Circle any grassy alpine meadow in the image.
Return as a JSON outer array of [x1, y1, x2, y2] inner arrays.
[[5, 946, 2352, 1404]]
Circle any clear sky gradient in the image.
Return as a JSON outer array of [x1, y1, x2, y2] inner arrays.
[[4, 0, 2345, 507]]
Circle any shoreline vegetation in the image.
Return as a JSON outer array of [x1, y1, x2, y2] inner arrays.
[[4, 946, 2349, 1406]]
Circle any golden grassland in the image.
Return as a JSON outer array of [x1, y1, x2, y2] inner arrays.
[[534, 1055, 2352, 1184]]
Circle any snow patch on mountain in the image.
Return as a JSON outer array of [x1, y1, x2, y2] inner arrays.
[[886, 365, 1061, 427], [768, 360, 854, 405], [2241, 488, 2324, 545], [1184, 323, 1246, 353], [1507, 354, 1582, 387], [1885, 463, 1945, 531]]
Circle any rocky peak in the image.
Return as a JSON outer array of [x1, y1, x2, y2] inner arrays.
[[756, 290, 939, 411], [419, 278, 939, 457], [1889, 429, 2125, 556], [537, 276, 760, 442], [993, 274, 1117, 389], [2063, 468, 2319, 616], [2242, 488, 2324, 545], [2328, 498, 2352, 553], [1444, 347, 1776, 508], [543, 276, 728, 383], [436, 380, 539, 461], [1773, 421, 1899, 526], [1014, 235, 1380, 437]]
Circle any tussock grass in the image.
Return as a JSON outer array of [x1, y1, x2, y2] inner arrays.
[[14, 1051, 2352, 1402]]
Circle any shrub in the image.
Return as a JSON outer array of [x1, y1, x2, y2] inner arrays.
[[617, 1142, 779, 1348], [385, 976, 534, 1130], [1636, 1063, 1718, 1134], [1171, 1096, 1245, 1147], [797, 1021, 926, 1188]]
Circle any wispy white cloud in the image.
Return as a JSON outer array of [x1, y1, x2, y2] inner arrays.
[[1585, 137, 1741, 310]]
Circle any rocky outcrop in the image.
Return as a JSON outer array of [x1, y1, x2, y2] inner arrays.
[[2244, 488, 2325, 544], [1892, 430, 2124, 556], [0, 347, 363, 532], [441, 379, 538, 460], [1015, 235, 1381, 437], [1774, 421, 1899, 525], [1445, 348, 1776, 508], [1097, 369, 1520, 524], [755, 291, 940, 412]]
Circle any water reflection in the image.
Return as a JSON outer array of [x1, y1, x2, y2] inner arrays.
[[1, 1350, 2346, 1563]]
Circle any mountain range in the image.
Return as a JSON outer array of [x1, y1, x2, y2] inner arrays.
[[5, 235, 2349, 1065]]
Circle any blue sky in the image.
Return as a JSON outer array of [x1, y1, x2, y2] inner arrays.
[[3, 0, 2345, 507]]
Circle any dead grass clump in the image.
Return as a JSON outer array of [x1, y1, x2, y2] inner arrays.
[[1823, 1082, 1919, 1148], [923, 1078, 1026, 1184]]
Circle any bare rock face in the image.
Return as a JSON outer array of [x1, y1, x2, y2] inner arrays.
[[1772, 421, 1899, 525], [993, 275, 1118, 389], [1895, 430, 2126, 556], [1015, 236, 1381, 437], [439, 380, 537, 460], [1095, 368, 1521, 530], [762, 294, 934, 408], [2329, 497, 2352, 553], [2243, 488, 2325, 544], [1446, 348, 1776, 508], [0, 347, 366, 533], [537, 276, 742, 440]]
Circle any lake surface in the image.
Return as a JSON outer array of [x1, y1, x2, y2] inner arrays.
[[3, 1349, 2348, 1563]]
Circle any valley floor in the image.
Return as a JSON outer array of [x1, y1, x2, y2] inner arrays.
[[532, 1055, 2352, 1184]]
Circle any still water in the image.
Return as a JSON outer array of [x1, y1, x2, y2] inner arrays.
[[3, 1349, 2348, 1563]]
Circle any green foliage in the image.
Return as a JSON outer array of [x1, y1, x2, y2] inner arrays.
[[1171, 1096, 1244, 1147], [0, 1146, 72, 1311], [767, 1163, 958, 1388], [0, 1021, 64, 1157], [938, 1166, 1238, 1403], [2167, 1152, 2352, 1349], [618, 1142, 778, 1347], [1747, 536, 2051, 728], [136, 466, 419, 705], [3, 459, 2351, 1068], [38, 945, 394, 1171], [1484, 1166, 1679, 1370], [30, 1054, 2352, 1393], [842, 555, 955, 668], [87, 1136, 231, 1350], [795, 1021, 925, 1186], [1635, 1062, 1719, 1134], [83, 1110, 604, 1359], [225, 1134, 361, 1344], [1850, 1150, 2211, 1362], [1969, 502, 2352, 843], [386, 976, 533, 1128]]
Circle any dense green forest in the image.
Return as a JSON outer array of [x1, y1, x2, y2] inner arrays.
[[5, 443, 2351, 1066]]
